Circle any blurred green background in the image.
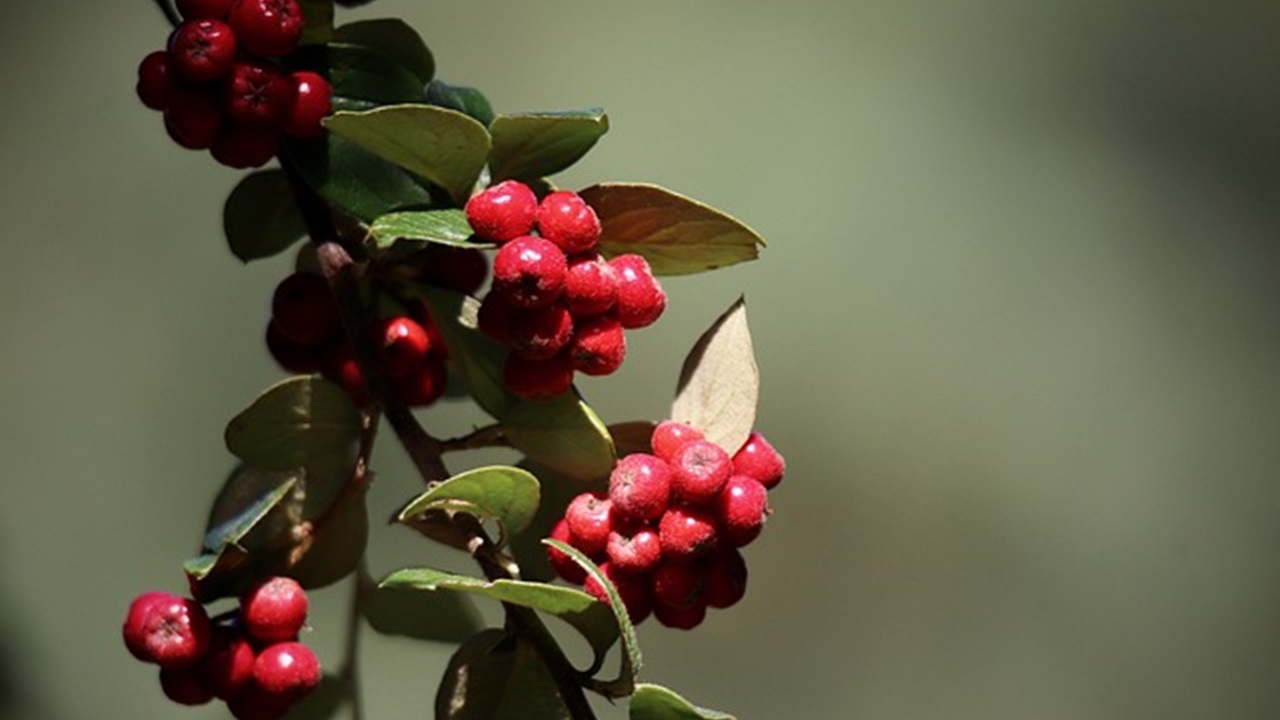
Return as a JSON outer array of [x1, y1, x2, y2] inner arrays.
[[2, 1, 1279, 718]]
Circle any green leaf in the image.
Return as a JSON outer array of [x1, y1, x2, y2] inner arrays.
[[362, 585, 484, 643], [334, 19, 434, 84], [202, 474, 300, 554], [670, 298, 758, 454], [426, 79, 496, 127], [185, 469, 301, 599], [397, 465, 540, 543], [630, 684, 736, 720], [579, 183, 765, 276], [368, 209, 486, 249], [224, 170, 308, 263], [287, 43, 426, 111], [503, 397, 616, 482], [488, 110, 609, 182], [543, 539, 641, 699], [298, 0, 335, 46], [437, 630, 570, 720], [224, 376, 363, 473], [287, 486, 369, 590], [325, 105, 491, 207], [282, 134, 436, 223]]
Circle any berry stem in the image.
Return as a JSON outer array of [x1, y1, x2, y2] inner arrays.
[[439, 423, 512, 453]]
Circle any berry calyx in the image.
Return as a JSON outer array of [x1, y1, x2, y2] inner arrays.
[[251, 641, 321, 702], [223, 60, 292, 127], [228, 0, 305, 57], [536, 191, 601, 255], [670, 439, 732, 505], [650, 420, 704, 463], [562, 254, 619, 317], [465, 180, 538, 243], [136, 51, 174, 110], [241, 576, 308, 644], [610, 254, 666, 329], [502, 351, 573, 400], [281, 71, 332, 139], [608, 453, 671, 522], [731, 431, 785, 489], [569, 315, 626, 376], [167, 20, 237, 84], [657, 505, 720, 561], [492, 236, 568, 309], [564, 491, 614, 556]]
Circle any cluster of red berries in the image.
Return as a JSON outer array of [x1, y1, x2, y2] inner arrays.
[[135, 0, 332, 168], [123, 577, 320, 719], [466, 180, 667, 401], [546, 422, 784, 630]]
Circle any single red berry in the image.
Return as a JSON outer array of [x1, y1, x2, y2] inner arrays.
[[547, 518, 588, 584], [608, 453, 671, 522], [241, 576, 308, 645], [704, 548, 748, 609], [252, 641, 321, 702], [653, 596, 708, 630], [650, 559, 706, 611], [584, 562, 653, 625], [265, 320, 324, 374], [477, 291, 515, 342], [670, 439, 732, 505], [160, 665, 216, 706], [606, 525, 663, 575], [281, 71, 332, 139], [502, 351, 574, 400], [492, 236, 568, 309], [650, 420, 705, 463], [465, 180, 538, 243], [136, 51, 174, 110], [731, 431, 785, 489], [229, 0, 305, 57], [417, 244, 488, 295], [211, 124, 280, 168], [396, 356, 448, 407], [610, 254, 666, 329], [716, 476, 769, 547], [658, 505, 720, 561], [177, 0, 234, 19], [167, 20, 237, 84], [378, 315, 432, 378], [202, 626, 256, 700], [564, 491, 614, 556], [569, 315, 626, 376], [562, 254, 618, 318], [271, 273, 339, 346], [141, 595, 213, 669], [164, 86, 223, 150], [228, 687, 291, 720], [536, 191, 601, 255], [223, 60, 292, 127], [124, 591, 173, 661], [321, 345, 369, 406], [508, 304, 574, 361]]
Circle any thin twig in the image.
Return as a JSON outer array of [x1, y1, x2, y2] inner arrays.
[[439, 423, 511, 453]]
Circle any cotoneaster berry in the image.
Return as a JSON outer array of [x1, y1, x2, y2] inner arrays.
[[608, 453, 671, 522], [465, 180, 538, 243], [569, 315, 626, 376], [704, 548, 748, 609], [658, 504, 720, 561], [477, 291, 515, 342], [164, 87, 223, 150], [252, 641, 321, 702], [606, 525, 663, 575], [650, 420, 704, 463], [508, 304, 574, 361], [124, 591, 174, 661], [652, 595, 708, 630], [584, 562, 653, 625], [650, 559, 705, 611], [177, 0, 235, 19], [167, 20, 237, 84], [211, 124, 280, 169], [271, 272, 339, 346], [564, 491, 614, 556], [281, 71, 332, 139], [379, 315, 432, 378], [229, 0, 305, 57], [140, 594, 213, 669], [203, 626, 256, 700], [223, 60, 292, 127], [396, 355, 448, 407], [502, 351, 573, 400], [547, 518, 588, 584], [536, 191, 601, 255], [241, 576, 308, 644], [717, 475, 769, 547], [160, 666, 215, 706], [136, 51, 173, 110], [670, 439, 732, 505], [415, 244, 488, 295], [492, 236, 568, 309], [265, 320, 324, 374], [322, 345, 370, 406], [562, 254, 618, 317], [732, 431, 785, 489], [610, 254, 666, 329]]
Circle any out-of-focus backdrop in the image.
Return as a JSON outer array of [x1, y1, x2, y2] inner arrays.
[[2, 1, 1279, 718]]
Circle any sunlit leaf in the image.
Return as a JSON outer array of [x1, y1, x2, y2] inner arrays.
[[502, 397, 616, 481], [488, 109, 608, 182], [629, 684, 736, 720], [224, 376, 363, 473], [397, 465, 539, 543], [367, 209, 486, 249], [670, 298, 758, 454], [333, 18, 434, 83]]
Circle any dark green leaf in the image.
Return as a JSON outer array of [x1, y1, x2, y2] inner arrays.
[[224, 376, 363, 473], [287, 43, 425, 111], [283, 134, 436, 223], [334, 19, 434, 84], [325, 105, 491, 207], [287, 487, 369, 590], [671, 298, 758, 455], [437, 630, 570, 720], [630, 684, 736, 720], [426, 79, 495, 127], [579, 183, 765, 276], [488, 110, 609, 182], [203, 474, 299, 553], [368, 209, 485, 249], [397, 465, 539, 543], [362, 585, 484, 643], [298, 0, 335, 46], [185, 470, 300, 600], [283, 675, 348, 720], [608, 421, 657, 458], [502, 397, 616, 482], [224, 170, 308, 263]]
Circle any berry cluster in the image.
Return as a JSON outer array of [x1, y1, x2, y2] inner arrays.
[[467, 181, 667, 400], [135, 0, 332, 168], [546, 423, 784, 630], [123, 577, 320, 719]]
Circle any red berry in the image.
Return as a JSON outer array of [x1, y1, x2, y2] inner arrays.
[[465, 180, 538, 243], [282, 71, 332, 139], [670, 439, 732, 505], [160, 665, 215, 706], [562, 254, 618, 317], [536, 191, 601, 255], [716, 476, 769, 547], [731, 431, 785, 489], [379, 315, 432, 378], [265, 320, 324, 374], [229, 0, 305, 57], [202, 626, 256, 700], [704, 548, 748, 609], [502, 351, 574, 400], [658, 505, 720, 561], [608, 453, 671, 522], [136, 51, 174, 110], [396, 356, 448, 407], [271, 273, 339, 346], [564, 491, 614, 557], [124, 591, 173, 661], [584, 562, 653, 625], [223, 60, 292, 127], [177, 0, 234, 19], [650, 420, 704, 463], [321, 345, 370, 406], [609, 254, 666, 329], [211, 124, 280, 169], [164, 86, 223, 149], [252, 641, 321, 702], [167, 20, 237, 84], [653, 596, 707, 630], [492, 236, 568, 309], [417, 244, 488, 295], [508, 304, 574, 361], [228, 687, 291, 720], [606, 525, 663, 575], [477, 291, 515, 342], [547, 518, 588, 584], [650, 559, 705, 611], [241, 576, 308, 644], [569, 315, 626, 376], [141, 595, 213, 669]]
